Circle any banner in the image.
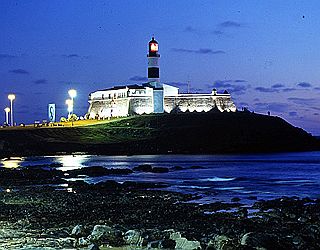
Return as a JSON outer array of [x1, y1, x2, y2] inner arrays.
[[48, 104, 56, 122]]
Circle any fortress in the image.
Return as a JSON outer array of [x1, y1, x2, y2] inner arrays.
[[87, 37, 236, 119]]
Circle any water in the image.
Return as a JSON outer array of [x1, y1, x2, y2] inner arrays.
[[1, 152, 320, 204]]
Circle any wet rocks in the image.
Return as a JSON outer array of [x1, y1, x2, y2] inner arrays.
[[133, 164, 169, 173], [133, 164, 153, 172], [240, 232, 281, 249], [124, 229, 143, 246], [71, 224, 84, 238], [67, 166, 133, 177], [169, 232, 201, 250]]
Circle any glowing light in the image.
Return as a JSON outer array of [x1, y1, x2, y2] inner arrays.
[[66, 99, 73, 114], [8, 94, 15, 126], [56, 155, 89, 171], [68, 89, 77, 98], [4, 107, 10, 125], [150, 43, 158, 52], [8, 94, 15, 101], [6, 189, 11, 193], [0, 157, 23, 168]]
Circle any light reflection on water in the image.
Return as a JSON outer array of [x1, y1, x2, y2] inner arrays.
[[0, 157, 24, 168], [1, 152, 320, 203], [55, 155, 91, 171]]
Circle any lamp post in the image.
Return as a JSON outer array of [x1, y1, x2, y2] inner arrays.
[[65, 99, 73, 118], [4, 107, 10, 125], [68, 89, 77, 115], [8, 94, 15, 126]]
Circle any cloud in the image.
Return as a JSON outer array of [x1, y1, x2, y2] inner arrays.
[[287, 97, 317, 105], [254, 102, 290, 113], [184, 26, 224, 36], [282, 88, 296, 92], [212, 30, 224, 35], [234, 79, 247, 83], [314, 113, 319, 116], [211, 80, 250, 95], [238, 102, 249, 107], [9, 69, 30, 74], [172, 48, 225, 55], [184, 26, 196, 33], [129, 76, 148, 81], [313, 87, 320, 91], [297, 82, 312, 88], [219, 21, 242, 28], [62, 54, 80, 58], [289, 111, 298, 117], [255, 87, 278, 93], [0, 54, 16, 59], [33, 79, 47, 84], [271, 83, 285, 88]]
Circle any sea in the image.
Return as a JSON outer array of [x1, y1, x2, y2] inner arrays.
[[1, 152, 320, 204]]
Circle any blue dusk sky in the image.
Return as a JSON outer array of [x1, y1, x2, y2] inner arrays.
[[0, 0, 320, 134]]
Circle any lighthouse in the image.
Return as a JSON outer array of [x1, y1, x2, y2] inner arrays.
[[147, 36, 160, 85], [147, 36, 164, 113]]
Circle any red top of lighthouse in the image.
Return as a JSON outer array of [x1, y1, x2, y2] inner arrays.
[[148, 36, 160, 57]]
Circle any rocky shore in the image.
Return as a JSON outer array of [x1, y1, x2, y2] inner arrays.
[[1, 166, 320, 249]]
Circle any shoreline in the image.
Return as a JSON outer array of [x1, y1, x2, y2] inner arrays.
[[0, 165, 320, 249]]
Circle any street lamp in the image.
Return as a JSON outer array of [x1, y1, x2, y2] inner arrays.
[[8, 94, 15, 126], [65, 99, 73, 118], [4, 107, 10, 125], [68, 89, 77, 115]]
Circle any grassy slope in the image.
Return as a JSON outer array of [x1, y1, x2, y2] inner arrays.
[[0, 112, 318, 156]]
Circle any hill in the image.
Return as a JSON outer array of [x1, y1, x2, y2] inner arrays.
[[0, 111, 319, 156]]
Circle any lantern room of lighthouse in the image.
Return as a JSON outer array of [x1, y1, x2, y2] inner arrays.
[[147, 36, 160, 85]]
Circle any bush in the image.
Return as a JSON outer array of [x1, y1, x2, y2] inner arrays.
[[60, 117, 67, 122]]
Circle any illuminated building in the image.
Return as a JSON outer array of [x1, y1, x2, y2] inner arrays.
[[87, 37, 236, 119]]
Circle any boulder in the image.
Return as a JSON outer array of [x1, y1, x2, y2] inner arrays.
[[88, 243, 100, 250], [133, 164, 153, 172], [160, 238, 176, 249], [206, 235, 233, 250], [71, 224, 84, 238], [89, 225, 112, 243], [169, 232, 201, 250], [124, 229, 143, 246], [151, 167, 169, 173], [240, 232, 280, 249]]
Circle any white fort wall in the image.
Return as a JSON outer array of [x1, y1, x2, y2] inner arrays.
[[164, 94, 237, 113], [88, 88, 236, 119]]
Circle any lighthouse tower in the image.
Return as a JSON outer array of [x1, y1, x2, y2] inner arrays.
[[147, 36, 160, 86], [147, 36, 164, 113]]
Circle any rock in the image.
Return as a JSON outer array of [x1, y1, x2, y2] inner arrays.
[[133, 164, 153, 172], [124, 229, 143, 246], [237, 207, 248, 218], [88, 243, 100, 250], [71, 224, 84, 238], [94, 180, 122, 190], [240, 232, 280, 249], [68, 166, 133, 177], [172, 166, 184, 171], [206, 235, 233, 250], [89, 225, 112, 243], [170, 232, 201, 250], [189, 166, 205, 169], [159, 238, 176, 249], [77, 237, 90, 247], [148, 240, 160, 248], [231, 197, 241, 202], [151, 167, 169, 173]]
